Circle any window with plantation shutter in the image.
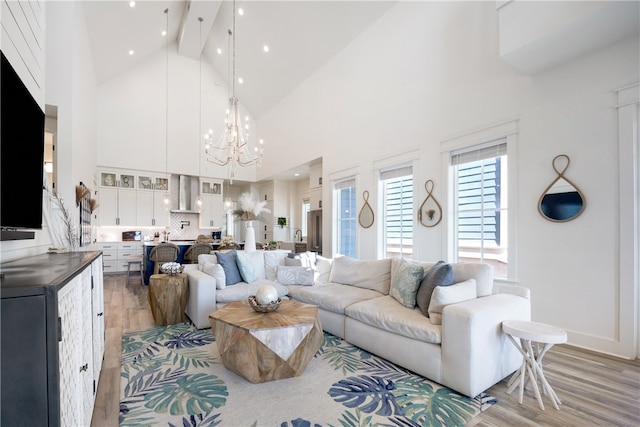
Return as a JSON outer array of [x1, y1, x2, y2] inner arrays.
[[334, 178, 356, 257], [380, 165, 413, 259], [452, 139, 508, 277]]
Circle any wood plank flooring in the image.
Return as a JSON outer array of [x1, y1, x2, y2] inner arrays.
[[90, 274, 640, 427]]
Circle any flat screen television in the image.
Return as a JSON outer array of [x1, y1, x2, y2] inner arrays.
[[1, 50, 45, 239]]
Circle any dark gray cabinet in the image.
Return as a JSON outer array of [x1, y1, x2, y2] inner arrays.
[[0, 251, 104, 426]]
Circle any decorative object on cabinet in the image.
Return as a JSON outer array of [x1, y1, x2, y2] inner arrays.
[[89, 198, 98, 213], [101, 172, 116, 187], [538, 154, 586, 222], [50, 190, 79, 251], [358, 190, 375, 228], [418, 180, 443, 227], [78, 182, 92, 247], [203, 0, 264, 184]]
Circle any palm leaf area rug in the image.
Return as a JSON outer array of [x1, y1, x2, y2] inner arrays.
[[120, 323, 496, 427]]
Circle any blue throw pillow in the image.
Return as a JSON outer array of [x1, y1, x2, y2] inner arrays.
[[236, 252, 257, 283], [416, 261, 454, 317], [216, 250, 243, 286]]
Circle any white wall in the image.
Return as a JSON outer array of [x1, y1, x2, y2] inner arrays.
[[256, 1, 639, 358], [96, 42, 258, 183], [1, 1, 99, 262]]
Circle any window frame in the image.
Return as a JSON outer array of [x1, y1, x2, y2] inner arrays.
[[441, 120, 519, 282], [378, 164, 414, 259], [333, 177, 357, 258]]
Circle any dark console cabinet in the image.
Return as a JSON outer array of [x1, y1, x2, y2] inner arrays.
[[1, 251, 105, 426]]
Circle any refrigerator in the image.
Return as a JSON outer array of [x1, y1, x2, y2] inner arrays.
[[307, 209, 323, 255]]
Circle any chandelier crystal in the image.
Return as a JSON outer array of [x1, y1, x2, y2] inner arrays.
[[204, 0, 264, 183]]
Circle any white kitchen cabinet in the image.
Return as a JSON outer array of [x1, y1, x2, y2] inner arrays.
[[97, 187, 136, 226], [136, 190, 170, 227], [199, 179, 224, 229], [96, 242, 143, 273], [310, 187, 322, 211]]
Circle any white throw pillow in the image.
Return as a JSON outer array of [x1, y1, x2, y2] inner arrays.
[[428, 279, 477, 325], [314, 255, 333, 284], [203, 261, 226, 290], [263, 251, 289, 281], [329, 256, 391, 294], [277, 266, 314, 286]]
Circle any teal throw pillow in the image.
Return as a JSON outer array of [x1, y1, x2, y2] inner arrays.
[[416, 260, 454, 316], [236, 251, 257, 283], [216, 250, 243, 286], [389, 257, 424, 309]]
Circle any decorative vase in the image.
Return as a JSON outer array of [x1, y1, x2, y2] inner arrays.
[[244, 220, 256, 252]]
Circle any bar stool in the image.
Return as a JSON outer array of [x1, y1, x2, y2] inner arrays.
[[184, 243, 212, 264], [124, 254, 143, 285], [149, 243, 179, 274]]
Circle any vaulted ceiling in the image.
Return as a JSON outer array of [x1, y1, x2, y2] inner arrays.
[[82, 1, 397, 120]]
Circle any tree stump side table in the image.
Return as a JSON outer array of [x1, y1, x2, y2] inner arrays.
[[148, 273, 189, 326], [502, 319, 567, 410]]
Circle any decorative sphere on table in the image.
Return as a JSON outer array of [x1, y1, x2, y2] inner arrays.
[[255, 285, 279, 306]]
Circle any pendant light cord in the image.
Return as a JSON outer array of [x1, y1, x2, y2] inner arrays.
[[198, 17, 203, 177], [164, 8, 169, 179]]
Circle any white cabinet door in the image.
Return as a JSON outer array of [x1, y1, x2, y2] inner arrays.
[[136, 191, 154, 226], [80, 267, 95, 426], [310, 187, 322, 211], [199, 194, 215, 228], [98, 187, 118, 226], [91, 256, 105, 396], [118, 189, 137, 226], [153, 192, 170, 227]]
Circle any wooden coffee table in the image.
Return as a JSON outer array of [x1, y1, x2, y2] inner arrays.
[[209, 299, 323, 383]]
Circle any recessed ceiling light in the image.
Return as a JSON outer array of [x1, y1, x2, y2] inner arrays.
[[128, 50, 134, 56], [129, 1, 135, 8], [238, 77, 243, 84], [263, 45, 269, 53], [294, 173, 300, 177], [238, 8, 244, 16], [161, 30, 167, 37], [217, 48, 222, 55]]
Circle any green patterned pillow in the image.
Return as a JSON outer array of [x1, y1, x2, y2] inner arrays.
[[389, 257, 424, 308]]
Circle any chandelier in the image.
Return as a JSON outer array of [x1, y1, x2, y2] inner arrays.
[[204, 0, 264, 183]]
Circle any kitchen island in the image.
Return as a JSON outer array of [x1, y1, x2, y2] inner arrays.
[[143, 241, 214, 285]]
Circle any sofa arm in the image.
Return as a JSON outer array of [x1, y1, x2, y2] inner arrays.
[[441, 293, 531, 398], [184, 269, 217, 329], [493, 283, 530, 299]]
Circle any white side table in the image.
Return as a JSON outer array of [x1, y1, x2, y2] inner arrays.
[[502, 320, 567, 410]]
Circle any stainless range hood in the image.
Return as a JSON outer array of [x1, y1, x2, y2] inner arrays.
[[170, 175, 200, 214]]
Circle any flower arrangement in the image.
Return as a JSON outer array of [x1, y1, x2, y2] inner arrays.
[[234, 192, 271, 221]]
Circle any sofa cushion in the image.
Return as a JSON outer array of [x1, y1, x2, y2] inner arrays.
[[452, 262, 494, 297], [329, 256, 391, 294], [345, 296, 442, 344], [236, 252, 256, 283], [216, 250, 243, 286], [216, 278, 289, 303], [277, 266, 314, 285], [203, 262, 226, 290], [314, 255, 333, 284], [390, 257, 424, 308], [285, 257, 303, 266], [198, 253, 217, 271], [416, 261, 453, 316], [288, 282, 383, 315], [428, 279, 477, 325], [264, 251, 290, 281]]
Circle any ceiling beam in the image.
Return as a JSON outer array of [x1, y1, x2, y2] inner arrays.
[[177, 0, 221, 59]]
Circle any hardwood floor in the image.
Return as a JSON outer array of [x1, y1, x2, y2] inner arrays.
[[91, 274, 640, 427]]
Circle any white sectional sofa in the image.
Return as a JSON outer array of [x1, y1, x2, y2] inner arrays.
[[183, 250, 531, 398]]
